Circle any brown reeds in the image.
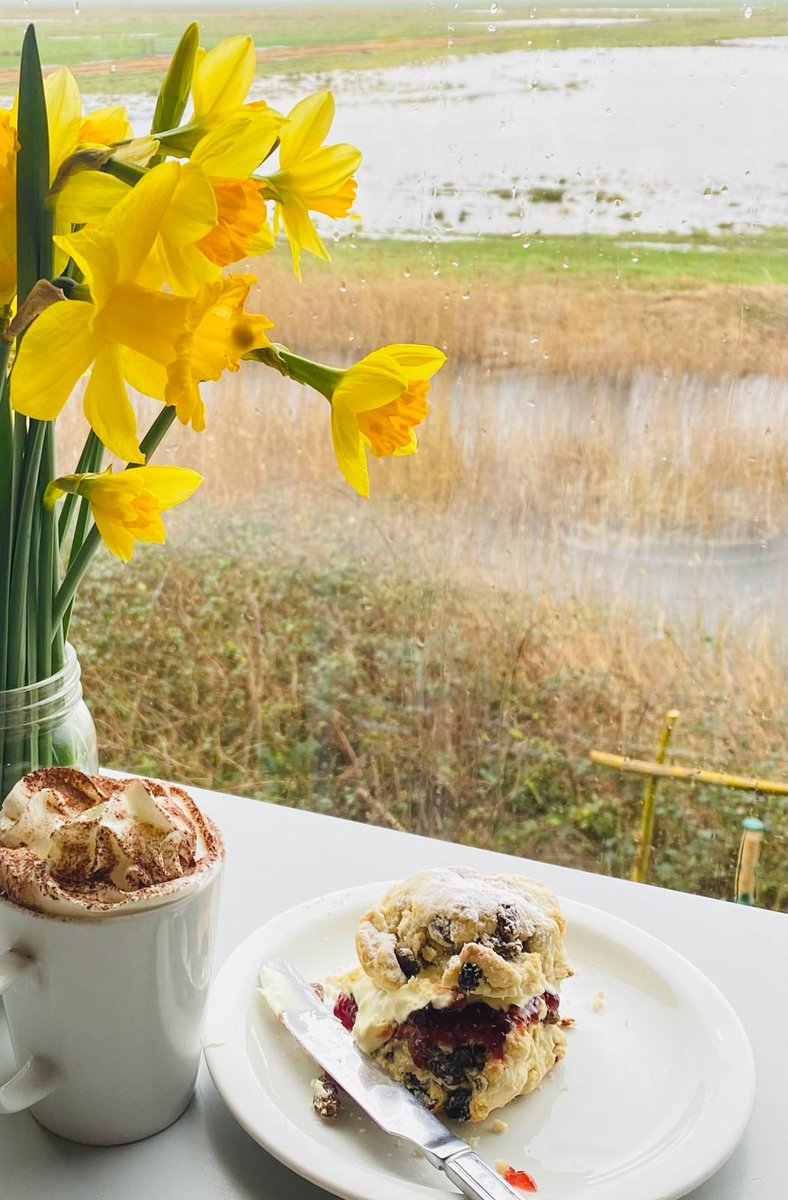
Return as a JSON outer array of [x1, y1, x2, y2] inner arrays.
[[57, 361, 788, 543], [249, 262, 786, 379]]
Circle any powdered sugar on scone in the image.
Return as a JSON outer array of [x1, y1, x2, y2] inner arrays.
[[355, 866, 572, 998]]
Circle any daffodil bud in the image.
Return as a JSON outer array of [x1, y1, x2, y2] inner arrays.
[[152, 22, 200, 139]]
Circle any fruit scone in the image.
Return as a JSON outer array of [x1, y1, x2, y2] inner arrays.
[[325, 866, 572, 1122]]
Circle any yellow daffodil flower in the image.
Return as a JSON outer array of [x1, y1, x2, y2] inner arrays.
[[124, 273, 274, 432], [261, 92, 361, 279], [191, 35, 256, 123], [42, 68, 133, 179], [44, 68, 150, 232], [1, 69, 151, 300], [187, 112, 288, 267], [0, 108, 17, 306], [270, 342, 445, 495], [12, 163, 271, 459], [44, 466, 202, 562], [161, 35, 282, 158], [330, 344, 445, 495], [98, 159, 221, 295]]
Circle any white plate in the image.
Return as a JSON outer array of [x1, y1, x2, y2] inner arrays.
[[204, 883, 755, 1200]]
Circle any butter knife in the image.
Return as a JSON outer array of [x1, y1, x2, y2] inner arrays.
[[259, 957, 524, 1200]]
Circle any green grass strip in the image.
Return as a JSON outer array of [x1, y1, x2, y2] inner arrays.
[[324, 228, 788, 289]]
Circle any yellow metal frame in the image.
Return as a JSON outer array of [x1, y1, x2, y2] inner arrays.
[[591, 711, 781, 898]]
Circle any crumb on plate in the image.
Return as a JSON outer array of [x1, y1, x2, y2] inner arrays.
[[310, 1074, 341, 1120]]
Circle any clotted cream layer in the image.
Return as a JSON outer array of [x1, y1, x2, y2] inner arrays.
[[324, 966, 553, 1054], [0, 768, 223, 917]]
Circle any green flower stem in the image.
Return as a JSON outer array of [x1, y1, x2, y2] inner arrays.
[[26, 490, 40, 685], [55, 531, 98, 637], [246, 344, 343, 401], [11, 413, 25, 521], [58, 430, 104, 547], [0, 342, 14, 691], [61, 469, 99, 641], [36, 422, 60, 680], [6, 420, 46, 690], [53, 406, 178, 638]]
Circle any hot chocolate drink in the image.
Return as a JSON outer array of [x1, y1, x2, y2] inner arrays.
[[0, 768, 224, 918]]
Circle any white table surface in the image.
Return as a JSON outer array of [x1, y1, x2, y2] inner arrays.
[[1, 785, 786, 1199]]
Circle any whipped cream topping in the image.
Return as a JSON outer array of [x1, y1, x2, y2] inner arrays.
[[0, 768, 223, 918], [324, 966, 552, 1053]]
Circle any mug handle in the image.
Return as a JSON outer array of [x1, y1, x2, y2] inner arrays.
[[0, 950, 60, 1114]]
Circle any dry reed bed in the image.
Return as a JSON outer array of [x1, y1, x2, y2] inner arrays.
[[58, 362, 788, 541], [250, 263, 787, 379]]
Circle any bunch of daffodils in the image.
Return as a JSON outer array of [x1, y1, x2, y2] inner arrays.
[[0, 24, 445, 787]]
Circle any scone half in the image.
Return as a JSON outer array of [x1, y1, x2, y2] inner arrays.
[[326, 968, 567, 1123]]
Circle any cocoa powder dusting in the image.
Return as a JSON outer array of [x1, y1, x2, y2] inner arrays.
[[0, 769, 224, 918]]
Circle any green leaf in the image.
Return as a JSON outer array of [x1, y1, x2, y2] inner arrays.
[[15, 24, 52, 303], [151, 23, 199, 153], [0, 344, 12, 505]]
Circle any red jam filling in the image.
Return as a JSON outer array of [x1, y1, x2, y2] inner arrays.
[[333, 992, 358, 1031], [395, 992, 556, 1066], [331, 989, 559, 1048], [504, 1166, 538, 1192]]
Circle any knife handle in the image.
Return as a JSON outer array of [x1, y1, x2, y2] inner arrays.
[[441, 1149, 520, 1200]]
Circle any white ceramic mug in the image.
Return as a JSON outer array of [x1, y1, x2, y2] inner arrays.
[[0, 859, 222, 1144]]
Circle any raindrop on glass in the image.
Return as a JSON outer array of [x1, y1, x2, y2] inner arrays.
[[744, 5, 753, 17], [488, 24, 497, 32], [74, 1, 80, 14], [403, 267, 411, 278]]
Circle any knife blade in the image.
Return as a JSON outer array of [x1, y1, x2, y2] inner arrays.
[[259, 957, 525, 1200]]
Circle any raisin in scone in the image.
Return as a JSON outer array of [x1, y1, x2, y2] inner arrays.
[[355, 866, 571, 999], [327, 867, 572, 1122]]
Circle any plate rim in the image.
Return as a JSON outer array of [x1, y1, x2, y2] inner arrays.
[[204, 880, 756, 1200]]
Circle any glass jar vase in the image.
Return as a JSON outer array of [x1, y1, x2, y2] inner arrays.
[[0, 644, 98, 803]]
